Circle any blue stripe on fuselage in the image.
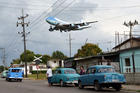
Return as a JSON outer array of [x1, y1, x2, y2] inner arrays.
[[46, 17, 59, 25]]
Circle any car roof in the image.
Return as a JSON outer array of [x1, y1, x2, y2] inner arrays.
[[89, 65, 113, 69], [56, 68, 75, 70], [9, 67, 23, 70]]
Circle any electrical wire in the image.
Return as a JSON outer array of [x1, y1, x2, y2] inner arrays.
[[27, 0, 68, 32], [53, 0, 75, 17]]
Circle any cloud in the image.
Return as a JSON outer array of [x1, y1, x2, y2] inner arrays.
[[0, 0, 140, 65]]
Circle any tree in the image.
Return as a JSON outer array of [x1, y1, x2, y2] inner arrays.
[[0, 66, 4, 72], [74, 43, 102, 57], [12, 58, 21, 64], [52, 50, 67, 60], [20, 50, 35, 62], [41, 54, 51, 64]]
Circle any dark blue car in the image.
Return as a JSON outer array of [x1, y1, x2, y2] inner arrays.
[[78, 65, 126, 91]]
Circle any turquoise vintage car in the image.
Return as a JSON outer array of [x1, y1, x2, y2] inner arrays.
[[51, 68, 80, 87], [1, 70, 8, 78], [78, 65, 126, 91]]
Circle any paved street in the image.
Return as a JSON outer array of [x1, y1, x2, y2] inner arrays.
[[0, 78, 136, 93]]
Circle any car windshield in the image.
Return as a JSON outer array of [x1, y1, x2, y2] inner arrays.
[[11, 69, 21, 72], [98, 67, 115, 73], [64, 70, 76, 74]]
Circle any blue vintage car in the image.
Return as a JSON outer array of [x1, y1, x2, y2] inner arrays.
[[6, 68, 24, 82], [78, 65, 126, 91], [51, 68, 80, 87]]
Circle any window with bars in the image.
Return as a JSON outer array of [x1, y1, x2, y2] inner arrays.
[[125, 58, 131, 66]]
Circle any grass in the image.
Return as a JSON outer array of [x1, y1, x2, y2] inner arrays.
[[28, 73, 46, 80], [136, 90, 140, 92]]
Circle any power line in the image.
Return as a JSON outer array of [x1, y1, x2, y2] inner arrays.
[[27, 0, 68, 32], [54, 0, 75, 17], [29, 0, 61, 27]]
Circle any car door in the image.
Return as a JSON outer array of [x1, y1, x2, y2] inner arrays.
[[82, 68, 90, 85], [51, 70, 58, 83], [88, 68, 97, 85], [55, 70, 62, 83]]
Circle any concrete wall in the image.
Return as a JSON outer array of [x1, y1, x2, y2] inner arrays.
[[124, 73, 140, 84]]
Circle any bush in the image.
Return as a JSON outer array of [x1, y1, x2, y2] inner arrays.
[[31, 70, 46, 74]]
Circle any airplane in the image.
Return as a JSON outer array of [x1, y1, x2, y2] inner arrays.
[[45, 17, 98, 32]]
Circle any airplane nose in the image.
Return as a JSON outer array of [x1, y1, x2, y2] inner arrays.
[[46, 18, 49, 22]]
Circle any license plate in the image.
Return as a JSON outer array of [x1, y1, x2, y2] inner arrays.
[[112, 79, 119, 82], [73, 81, 78, 83]]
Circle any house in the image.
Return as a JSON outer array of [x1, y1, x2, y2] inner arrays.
[[11, 62, 47, 75], [74, 53, 120, 73], [47, 59, 64, 68], [112, 37, 140, 51], [64, 53, 120, 73], [118, 47, 140, 84], [113, 37, 140, 84], [64, 57, 75, 68], [119, 47, 140, 73]]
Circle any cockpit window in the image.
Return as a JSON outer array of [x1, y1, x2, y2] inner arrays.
[[11, 69, 21, 72]]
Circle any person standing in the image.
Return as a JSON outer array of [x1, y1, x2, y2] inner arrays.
[[79, 66, 85, 75], [46, 66, 52, 86]]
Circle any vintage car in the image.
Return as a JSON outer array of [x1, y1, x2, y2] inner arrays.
[[51, 68, 80, 87], [1, 70, 8, 78], [78, 65, 126, 91], [6, 68, 24, 82]]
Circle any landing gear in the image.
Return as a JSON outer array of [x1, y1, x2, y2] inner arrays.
[[49, 26, 53, 31]]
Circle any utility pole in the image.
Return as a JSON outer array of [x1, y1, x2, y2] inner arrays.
[[0, 48, 6, 70], [123, 20, 138, 47], [69, 33, 72, 57], [17, 9, 30, 78]]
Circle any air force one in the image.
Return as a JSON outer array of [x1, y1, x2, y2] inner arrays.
[[45, 17, 98, 32]]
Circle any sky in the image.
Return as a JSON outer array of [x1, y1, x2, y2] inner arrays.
[[0, 0, 140, 66]]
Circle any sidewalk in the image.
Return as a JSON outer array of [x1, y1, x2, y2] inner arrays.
[[122, 84, 140, 91]]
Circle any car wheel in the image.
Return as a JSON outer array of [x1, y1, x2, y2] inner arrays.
[[6, 78, 8, 81], [74, 83, 78, 87], [78, 81, 84, 89], [50, 83, 53, 86], [8, 78, 11, 82], [113, 84, 121, 91], [18, 79, 22, 82], [60, 80, 65, 87], [94, 81, 101, 91]]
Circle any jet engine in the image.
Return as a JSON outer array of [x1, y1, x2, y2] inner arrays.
[[83, 22, 88, 26], [70, 24, 75, 27], [49, 26, 53, 31]]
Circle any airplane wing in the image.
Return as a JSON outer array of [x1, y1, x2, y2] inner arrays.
[[58, 21, 98, 27], [74, 21, 98, 26]]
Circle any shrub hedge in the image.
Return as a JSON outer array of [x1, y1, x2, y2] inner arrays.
[[31, 70, 46, 74]]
